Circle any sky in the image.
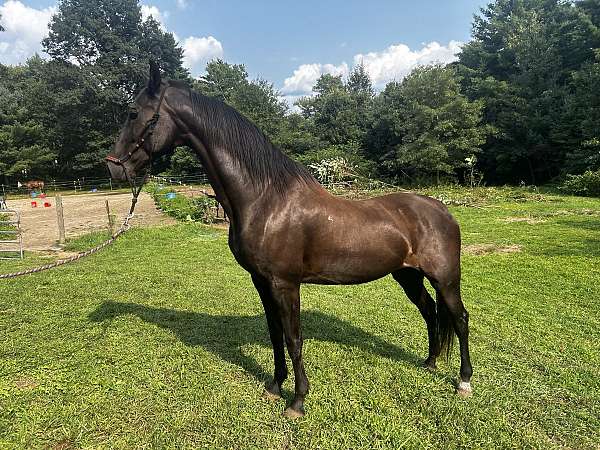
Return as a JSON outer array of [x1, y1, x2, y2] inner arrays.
[[0, 0, 489, 104]]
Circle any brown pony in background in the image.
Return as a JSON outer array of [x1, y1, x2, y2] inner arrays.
[[106, 62, 473, 418], [25, 180, 45, 191]]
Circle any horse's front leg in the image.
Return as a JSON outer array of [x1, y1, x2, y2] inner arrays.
[[270, 279, 309, 418], [252, 274, 287, 399]]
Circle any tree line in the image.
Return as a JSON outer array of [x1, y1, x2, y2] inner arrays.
[[1, 0, 599, 187]]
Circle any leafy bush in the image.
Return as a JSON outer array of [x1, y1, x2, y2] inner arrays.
[[168, 147, 203, 177], [560, 170, 600, 197], [295, 144, 375, 178], [308, 157, 355, 184], [145, 182, 218, 223]]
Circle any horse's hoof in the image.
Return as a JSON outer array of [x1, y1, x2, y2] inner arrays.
[[283, 407, 305, 419], [262, 388, 282, 401], [262, 381, 282, 401], [422, 359, 437, 371], [456, 381, 472, 398]]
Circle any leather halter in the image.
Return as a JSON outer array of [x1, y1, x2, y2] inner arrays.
[[106, 85, 169, 166]]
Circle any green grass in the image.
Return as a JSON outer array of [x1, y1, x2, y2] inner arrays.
[[0, 189, 599, 449]]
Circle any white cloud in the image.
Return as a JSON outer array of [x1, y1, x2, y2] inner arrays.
[[279, 40, 463, 108], [140, 4, 168, 29], [0, 0, 56, 64], [139, 3, 223, 76], [278, 94, 303, 113], [355, 40, 463, 88], [0, 0, 223, 75], [182, 35, 223, 76], [281, 62, 349, 96]]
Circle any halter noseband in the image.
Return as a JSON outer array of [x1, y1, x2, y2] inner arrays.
[[106, 85, 169, 166]]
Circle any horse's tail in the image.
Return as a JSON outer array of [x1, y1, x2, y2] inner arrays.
[[437, 293, 455, 361]]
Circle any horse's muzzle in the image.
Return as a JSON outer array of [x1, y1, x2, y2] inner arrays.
[[106, 159, 128, 182]]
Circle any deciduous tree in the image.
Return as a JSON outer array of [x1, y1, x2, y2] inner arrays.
[[370, 65, 487, 182]]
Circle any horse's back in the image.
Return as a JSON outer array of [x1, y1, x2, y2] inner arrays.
[[367, 191, 458, 231], [293, 190, 458, 284]]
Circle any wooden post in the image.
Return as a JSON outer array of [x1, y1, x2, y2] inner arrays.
[[105, 199, 115, 234], [56, 195, 65, 245]]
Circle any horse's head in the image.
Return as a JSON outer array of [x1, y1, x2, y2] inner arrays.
[[106, 61, 182, 182]]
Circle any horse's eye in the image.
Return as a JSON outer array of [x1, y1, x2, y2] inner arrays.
[[129, 110, 138, 120]]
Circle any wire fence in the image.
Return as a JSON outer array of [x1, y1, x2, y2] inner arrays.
[[0, 173, 210, 198], [149, 174, 209, 186], [0, 171, 392, 259], [0, 171, 393, 200]]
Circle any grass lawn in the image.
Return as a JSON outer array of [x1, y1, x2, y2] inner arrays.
[[0, 188, 599, 449]]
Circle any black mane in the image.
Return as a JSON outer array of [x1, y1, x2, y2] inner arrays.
[[169, 80, 317, 195]]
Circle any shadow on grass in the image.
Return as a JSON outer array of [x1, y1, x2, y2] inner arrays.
[[89, 301, 421, 384], [534, 217, 600, 257], [556, 217, 600, 232]]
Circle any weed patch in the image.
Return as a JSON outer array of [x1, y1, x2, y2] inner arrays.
[[463, 243, 523, 255]]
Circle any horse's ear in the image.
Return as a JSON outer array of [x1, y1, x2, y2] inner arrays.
[[148, 60, 161, 96]]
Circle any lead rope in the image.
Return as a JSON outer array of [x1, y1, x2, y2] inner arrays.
[[0, 182, 145, 280]]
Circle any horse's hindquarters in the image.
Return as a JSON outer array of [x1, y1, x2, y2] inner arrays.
[[297, 192, 460, 286]]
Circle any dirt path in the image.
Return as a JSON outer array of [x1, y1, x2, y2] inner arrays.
[[4, 192, 175, 252]]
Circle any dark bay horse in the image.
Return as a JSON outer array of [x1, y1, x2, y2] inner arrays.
[[106, 62, 473, 418]]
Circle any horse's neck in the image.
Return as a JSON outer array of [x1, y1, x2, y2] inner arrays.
[[173, 95, 310, 226], [184, 130, 262, 225]]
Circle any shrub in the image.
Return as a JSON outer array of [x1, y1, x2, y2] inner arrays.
[[559, 170, 600, 197], [295, 144, 375, 179], [308, 157, 355, 184], [145, 182, 218, 223]]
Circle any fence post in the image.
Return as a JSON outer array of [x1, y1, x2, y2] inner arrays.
[[56, 195, 66, 245], [109, 178, 113, 191], [105, 199, 115, 234]]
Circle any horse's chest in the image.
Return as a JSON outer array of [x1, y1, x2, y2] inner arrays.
[[227, 231, 260, 272], [228, 228, 294, 276]]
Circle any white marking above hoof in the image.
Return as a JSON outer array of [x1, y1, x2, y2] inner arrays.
[[457, 381, 472, 397]]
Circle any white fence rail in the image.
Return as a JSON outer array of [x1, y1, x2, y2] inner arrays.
[[0, 209, 24, 259]]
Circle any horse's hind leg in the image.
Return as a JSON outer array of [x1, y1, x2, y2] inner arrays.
[[252, 274, 287, 400], [392, 268, 440, 370], [433, 278, 473, 397]]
